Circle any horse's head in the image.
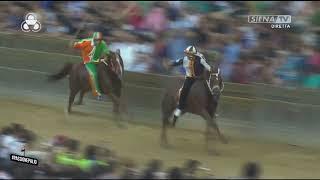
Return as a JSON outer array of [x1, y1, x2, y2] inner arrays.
[[101, 49, 124, 80], [205, 68, 224, 96], [98, 50, 124, 98]]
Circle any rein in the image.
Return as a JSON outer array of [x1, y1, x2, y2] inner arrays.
[[206, 68, 221, 95]]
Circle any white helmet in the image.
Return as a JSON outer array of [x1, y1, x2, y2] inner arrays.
[[184, 45, 197, 55]]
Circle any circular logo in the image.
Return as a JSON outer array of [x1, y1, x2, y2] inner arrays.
[[21, 12, 41, 32]]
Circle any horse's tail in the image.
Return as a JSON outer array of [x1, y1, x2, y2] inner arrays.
[[48, 63, 73, 82]]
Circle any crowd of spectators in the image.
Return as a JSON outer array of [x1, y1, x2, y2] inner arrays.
[[1, 1, 320, 89], [0, 123, 262, 179]]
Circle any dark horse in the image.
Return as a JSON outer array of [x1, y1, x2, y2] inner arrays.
[[48, 50, 126, 119], [161, 68, 227, 154]]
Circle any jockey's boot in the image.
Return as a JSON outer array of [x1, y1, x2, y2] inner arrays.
[[97, 95, 103, 101], [172, 108, 182, 127], [96, 91, 103, 101], [174, 108, 182, 117]]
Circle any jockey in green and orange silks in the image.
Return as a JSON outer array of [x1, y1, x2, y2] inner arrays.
[[73, 32, 110, 98]]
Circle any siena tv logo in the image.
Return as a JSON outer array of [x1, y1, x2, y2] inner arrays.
[[248, 15, 291, 29]]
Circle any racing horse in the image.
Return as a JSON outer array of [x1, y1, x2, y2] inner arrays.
[[160, 68, 227, 154], [48, 49, 127, 122]]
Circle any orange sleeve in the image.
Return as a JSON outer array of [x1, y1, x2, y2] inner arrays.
[[73, 40, 90, 49]]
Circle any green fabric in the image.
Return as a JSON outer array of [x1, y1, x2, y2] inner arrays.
[[137, 1, 153, 14], [55, 153, 93, 171], [91, 40, 110, 62], [77, 158, 93, 171], [304, 74, 320, 89], [255, 1, 273, 14], [311, 10, 320, 27], [186, 1, 213, 13], [55, 153, 77, 166], [85, 63, 102, 95]]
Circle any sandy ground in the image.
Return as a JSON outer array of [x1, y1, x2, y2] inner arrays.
[[1, 41, 320, 179], [1, 98, 320, 179]]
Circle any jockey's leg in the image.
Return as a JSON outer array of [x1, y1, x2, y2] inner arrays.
[[85, 63, 102, 98], [173, 77, 195, 118]]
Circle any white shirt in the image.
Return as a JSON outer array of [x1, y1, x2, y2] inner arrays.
[[174, 52, 211, 77]]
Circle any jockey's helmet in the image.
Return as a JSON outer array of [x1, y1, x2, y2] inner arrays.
[[93, 32, 103, 40], [93, 32, 103, 46], [184, 45, 197, 59], [184, 45, 197, 55]]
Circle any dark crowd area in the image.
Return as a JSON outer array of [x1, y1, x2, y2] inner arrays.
[[0, 123, 262, 179], [1, 1, 320, 89]]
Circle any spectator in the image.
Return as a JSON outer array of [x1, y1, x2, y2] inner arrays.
[[123, 2, 144, 30], [182, 159, 201, 179], [1, 1, 320, 89], [246, 54, 264, 83], [141, 159, 163, 179], [167, 167, 183, 179], [120, 158, 140, 179], [303, 46, 320, 89], [7, 6, 24, 30], [230, 57, 249, 84], [96, 159, 120, 179], [241, 161, 262, 179], [260, 59, 277, 84], [275, 42, 306, 87], [150, 33, 167, 73], [144, 2, 168, 33], [221, 34, 241, 80]]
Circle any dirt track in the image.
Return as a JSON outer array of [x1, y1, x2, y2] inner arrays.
[[0, 60, 319, 178], [1, 95, 320, 178]]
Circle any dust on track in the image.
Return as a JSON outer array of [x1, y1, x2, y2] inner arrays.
[[1, 98, 320, 179]]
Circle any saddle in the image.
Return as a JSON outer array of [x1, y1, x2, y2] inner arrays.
[[175, 77, 204, 103], [175, 73, 220, 103]]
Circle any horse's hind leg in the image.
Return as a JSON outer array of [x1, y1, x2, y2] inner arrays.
[[209, 113, 228, 144], [200, 110, 221, 155], [161, 113, 172, 148], [109, 93, 126, 128], [76, 90, 86, 105], [68, 88, 79, 113], [161, 94, 176, 148]]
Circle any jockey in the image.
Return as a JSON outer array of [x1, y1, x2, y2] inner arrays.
[[73, 32, 110, 100], [169, 45, 213, 118]]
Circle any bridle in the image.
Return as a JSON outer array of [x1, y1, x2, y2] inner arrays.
[[206, 68, 223, 94], [100, 51, 124, 80]]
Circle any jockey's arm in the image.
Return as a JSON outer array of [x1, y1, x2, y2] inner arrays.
[[73, 40, 88, 49], [101, 41, 110, 60], [199, 55, 212, 72], [170, 58, 183, 67], [73, 41, 83, 49]]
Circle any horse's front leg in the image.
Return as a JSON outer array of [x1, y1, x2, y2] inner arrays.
[[68, 88, 79, 113], [210, 115, 228, 144], [201, 110, 220, 155], [110, 93, 126, 128], [75, 90, 86, 105]]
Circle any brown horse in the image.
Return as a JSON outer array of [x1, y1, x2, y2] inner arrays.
[[48, 50, 126, 120], [160, 68, 227, 154]]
